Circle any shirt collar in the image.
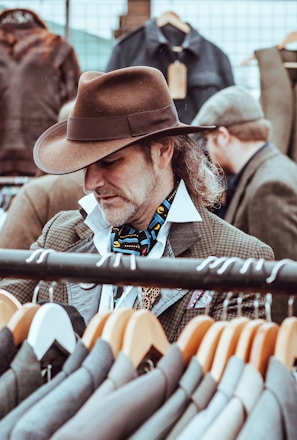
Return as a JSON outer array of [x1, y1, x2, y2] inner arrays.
[[78, 181, 202, 312]]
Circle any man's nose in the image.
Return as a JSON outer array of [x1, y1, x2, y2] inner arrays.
[[84, 164, 105, 191]]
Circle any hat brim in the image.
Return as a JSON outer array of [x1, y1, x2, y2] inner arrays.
[[33, 120, 214, 175]]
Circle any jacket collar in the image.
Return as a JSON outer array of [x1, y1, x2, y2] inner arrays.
[[144, 18, 202, 57]]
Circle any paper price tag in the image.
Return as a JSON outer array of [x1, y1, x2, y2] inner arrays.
[[167, 61, 187, 99]]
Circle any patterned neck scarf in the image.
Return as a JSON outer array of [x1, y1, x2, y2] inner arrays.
[[110, 185, 178, 257]]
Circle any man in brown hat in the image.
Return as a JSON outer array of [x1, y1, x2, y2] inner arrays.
[[0, 66, 273, 342]]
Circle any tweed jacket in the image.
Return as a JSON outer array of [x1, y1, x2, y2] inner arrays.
[[255, 46, 297, 162], [0, 172, 84, 250], [224, 143, 297, 323], [0, 198, 273, 343]]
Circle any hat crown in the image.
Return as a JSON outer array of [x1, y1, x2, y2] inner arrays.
[[71, 67, 173, 119]]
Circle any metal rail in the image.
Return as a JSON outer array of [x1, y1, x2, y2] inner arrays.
[[0, 249, 296, 295]]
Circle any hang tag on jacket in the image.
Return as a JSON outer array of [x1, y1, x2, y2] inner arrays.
[[167, 60, 187, 99]]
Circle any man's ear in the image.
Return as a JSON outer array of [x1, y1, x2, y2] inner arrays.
[[153, 139, 174, 169], [216, 126, 231, 146]]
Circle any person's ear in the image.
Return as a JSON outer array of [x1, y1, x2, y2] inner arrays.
[[216, 126, 231, 146], [153, 139, 174, 169]]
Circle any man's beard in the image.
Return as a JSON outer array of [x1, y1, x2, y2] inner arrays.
[[99, 193, 139, 227], [96, 175, 157, 227]]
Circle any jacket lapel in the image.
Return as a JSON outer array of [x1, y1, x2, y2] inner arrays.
[[169, 205, 217, 259]]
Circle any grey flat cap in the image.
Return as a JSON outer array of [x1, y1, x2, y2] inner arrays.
[[192, 85, 264, 127]]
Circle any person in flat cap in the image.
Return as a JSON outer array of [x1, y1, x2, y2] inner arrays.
[[0, 67, 273, 342], [193, 84, 297, 323]]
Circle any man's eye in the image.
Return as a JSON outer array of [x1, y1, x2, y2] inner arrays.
[[102, 159, 118, 168]]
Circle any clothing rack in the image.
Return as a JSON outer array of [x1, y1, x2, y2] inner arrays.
[[0, 249, 296, 295], [0, 177, 34, 186]]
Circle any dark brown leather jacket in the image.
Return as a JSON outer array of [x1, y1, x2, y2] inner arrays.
[[0, 8, 81, 176]]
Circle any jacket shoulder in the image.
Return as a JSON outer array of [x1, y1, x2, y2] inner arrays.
[[208, 210, 274, 260], [33, 209, 91, 252]]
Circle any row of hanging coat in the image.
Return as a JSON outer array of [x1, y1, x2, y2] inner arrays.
[[0, 300, 295, 439], [0, 250, 296, 439]]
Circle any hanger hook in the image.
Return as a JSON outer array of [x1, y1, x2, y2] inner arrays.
[[195, 256, 219, 272], [32, 280, 57, 303], [265, 292, 272, 322], [239, 257, 257, 274], [32, 280, 43, 303], [208, 257, 230, 271], [216, 257, 243, 275], [222, 291, 233, 321], [48, 281, 57, 302], [288, 295, 295, 317], [25, 248, 56, 264], [130, 254, 137, 271], [253, 292, 261, 319], [266, 259, 294, 284], [95, 253, 113, 267], [237, 292, 243, 317], [36, 249, 56, 264], [255, 258, 265, 271], [113, 253, 123, 268]]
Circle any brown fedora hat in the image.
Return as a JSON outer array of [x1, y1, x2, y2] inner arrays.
[[34, 66, 213, 174]]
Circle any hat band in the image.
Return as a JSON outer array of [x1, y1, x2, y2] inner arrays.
[[67, 104, 179, 141]]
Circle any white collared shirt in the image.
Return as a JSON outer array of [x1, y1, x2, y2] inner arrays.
[[78, 180, 202, 312]]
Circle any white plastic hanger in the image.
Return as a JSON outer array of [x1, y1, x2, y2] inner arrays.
[[27, 303, 76, 360]]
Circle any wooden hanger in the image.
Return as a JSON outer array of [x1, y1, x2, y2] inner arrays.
[[249, 321, 279, 378], [196, 321, 228, 373], [27, 303, 77, 360], [277, 30, 297, 50], [101, 307, 135, 358], [121, 309, 170, 368], [7, 303, 40, 347], [210, 317, 250, 382], [176, 315, 215, 365], [0, 288, 22, 328], [235, 319, 266, 361], [241, 30, 297, 67], [156, 11, 190, 34], [274, 316, 297, 369], [82, 310, 113, 351]]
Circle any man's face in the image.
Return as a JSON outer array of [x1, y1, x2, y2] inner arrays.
[[83, 143, 159, 228]]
